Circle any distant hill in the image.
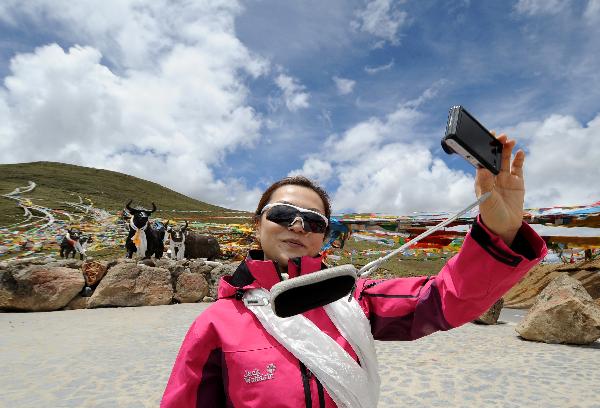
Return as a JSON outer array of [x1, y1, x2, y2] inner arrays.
[[0, 161, 249, 226]]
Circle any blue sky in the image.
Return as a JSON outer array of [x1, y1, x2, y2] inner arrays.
[[0, 0, 599, 212]]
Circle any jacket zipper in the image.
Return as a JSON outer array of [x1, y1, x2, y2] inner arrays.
[[358, 276, 431, 300], [273, 260, 285, 281], [358, 281, 385, 300], [299, 362, 312, 407]]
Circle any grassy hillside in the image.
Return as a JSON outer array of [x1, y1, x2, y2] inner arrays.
[[0, 161, 249, 226], [1, 161, 447, 276]]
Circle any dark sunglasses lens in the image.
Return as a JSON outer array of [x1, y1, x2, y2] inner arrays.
[[302, 214, 327, 233], [266, 206, 327, 233], [266, 206, 297, 225]]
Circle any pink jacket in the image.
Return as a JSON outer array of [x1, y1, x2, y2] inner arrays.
[[162, 218, 546, 407]]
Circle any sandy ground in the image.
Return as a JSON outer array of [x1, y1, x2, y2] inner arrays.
[[1, 304, 599, 408]]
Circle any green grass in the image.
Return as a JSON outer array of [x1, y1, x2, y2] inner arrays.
[[0, 161, 251, 226], [1, 161, 450, 276], [327, 239, 452, 278]]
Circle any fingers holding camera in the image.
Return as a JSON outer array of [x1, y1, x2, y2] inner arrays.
[[475, 133, 526, 245], [511, 149, 525, 178], [497, 133, 516, 174]]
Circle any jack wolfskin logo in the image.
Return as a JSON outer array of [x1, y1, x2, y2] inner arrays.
[[244, 363, 276, 384]]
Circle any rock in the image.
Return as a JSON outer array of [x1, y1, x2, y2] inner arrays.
[[154, 259, 191, 277], [174, 272, 209, 303], [170, 265, 187, 281], [154, 258, 177, 270], [46, 259, 83, 269], [474, 298, 504, 325], [0, 266, 85, 311], [64, 295, 89, 310], [189, 261, 216, 276], [0, 256, 51, 271], [202, 296, 215, 302], [138, 259, 156, 267], [516, 275, 600, 344], [113, 257, 137, 265], [81, 260, 108, 286], [207, 263, 236, 299], [88, 263, 173, 308], [31, 256, 57, 265], [504, 259, 600, 308]]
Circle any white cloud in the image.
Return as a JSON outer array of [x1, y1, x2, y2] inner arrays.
[[514, 0, 569, 15], [333, 143, 474, 213], [324, 91, 430, 163], [333, 76, 356, 95], [351, 0, 408, 45], [288, 158, 333, 184], [274, 73, 310, 111], [291, 84, 476, 214], [319, 106, 600, 213], [364, 59, 394, 74], [323, 97, 600, 213], [584, 0, 600, 22], [509, 113, 600, 207], [402, 79, 448, 109], [324, 119, 387, 163], [0, 1, 268, 211]]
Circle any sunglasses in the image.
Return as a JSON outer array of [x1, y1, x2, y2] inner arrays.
[[261, 203, 329, 234]]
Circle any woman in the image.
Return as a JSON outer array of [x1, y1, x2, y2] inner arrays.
[[162, 134, 547, 407]]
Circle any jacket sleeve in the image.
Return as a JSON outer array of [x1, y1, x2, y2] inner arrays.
[[355, 217, 547, 341], [161, 307, 228, 407]]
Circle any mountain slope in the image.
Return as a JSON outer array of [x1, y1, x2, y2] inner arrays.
[[0, 161, 247, 226]]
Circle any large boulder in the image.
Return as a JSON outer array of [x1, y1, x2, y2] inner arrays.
[[155, 258, 192, 279], [138, 259, 156, 267], [0, 256, 57, 272], [63, 294, 89, 310], [188, 260, 219, 283], [81, 260, 108, 286], [0, 266, 85, 311], [45, 258, 83, 269], [473, 298, 504, 325], [174, 271, 209, 303], [154, 258, 177, 270], [207, 263, 237, 299], [188, 259, 215, 275], [88, 263, 173, 308], [516, 275, 600, 344], [504, 259, 600, 308]]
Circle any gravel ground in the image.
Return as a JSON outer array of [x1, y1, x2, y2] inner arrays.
[[1, 304, 599, 408]]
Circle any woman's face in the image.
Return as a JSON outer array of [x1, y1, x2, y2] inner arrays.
[[256, 185, 326, 270]]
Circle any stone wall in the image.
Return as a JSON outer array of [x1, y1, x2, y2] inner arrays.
[[0, 256, 238, 312]]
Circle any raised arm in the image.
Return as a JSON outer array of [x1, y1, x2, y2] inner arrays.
[[355, 217, 546, 340], [355, 134, 547, 340]]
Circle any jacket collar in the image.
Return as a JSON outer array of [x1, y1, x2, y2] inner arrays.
[[218, 250, 324, 298]]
